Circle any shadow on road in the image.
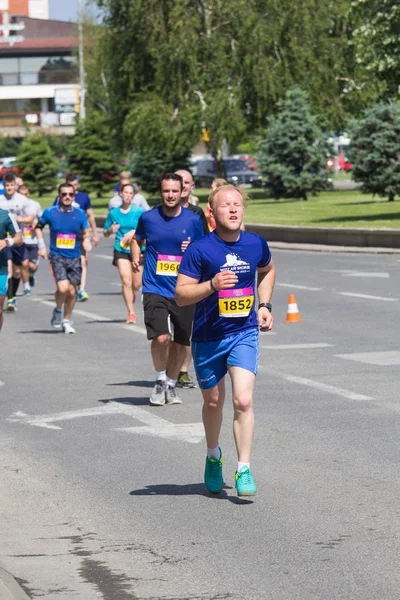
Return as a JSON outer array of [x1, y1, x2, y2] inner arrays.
[[129, 483, 253, 505], [17, 329, 60, 334], [107, 380, 154, 388], [99, 397, 150, 406]]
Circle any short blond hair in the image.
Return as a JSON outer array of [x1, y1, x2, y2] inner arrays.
[[208, 184, 248, 211]]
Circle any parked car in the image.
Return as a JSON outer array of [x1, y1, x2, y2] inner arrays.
[[195, 158, 262, 188], [0, 157, 21, 179]]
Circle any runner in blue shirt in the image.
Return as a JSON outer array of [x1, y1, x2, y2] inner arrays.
[[131, 172, 204, 406], [53, 174, 99, 302], [36, 182, 92, 335], [176, 184, 276, 497], [103, 183, 144, 324], [0, 208, 22, 333]]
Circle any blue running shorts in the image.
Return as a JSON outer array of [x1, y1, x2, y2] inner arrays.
[[192, 327, 259, 390], [0, 273, 8, 296]]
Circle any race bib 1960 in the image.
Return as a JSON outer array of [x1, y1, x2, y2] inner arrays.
[[218, 287, 254, 318], [56, 233, 76, 249], [156, 254, 182, 276]]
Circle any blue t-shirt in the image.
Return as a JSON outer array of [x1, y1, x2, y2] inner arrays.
[[38, 206, 89, 258], [53, 190, 92, 212], [104, 205, 144, 253], [135, 205, 204, 298], [179, 231, 271, 342]]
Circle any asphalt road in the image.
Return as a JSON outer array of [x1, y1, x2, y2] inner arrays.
[[1, 237, 400, 600]]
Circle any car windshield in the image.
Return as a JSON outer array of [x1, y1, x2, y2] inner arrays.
[[223, 159, 250, 172]]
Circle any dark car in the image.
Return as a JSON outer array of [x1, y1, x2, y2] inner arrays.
[[195, 158, 262, 188]]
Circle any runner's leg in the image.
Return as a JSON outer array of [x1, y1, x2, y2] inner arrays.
[[116, 258, 134, 314], [201, 378, 226, 449], [229, 366, 256, 463], [63, 282, 76, 320]]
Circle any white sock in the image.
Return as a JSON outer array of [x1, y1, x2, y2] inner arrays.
[[156, 370, 166, 382], [24, 282, 30, 290], [207, 445, 221, 460], [166, 377, 176, 388], [237, 462, 250, 473]]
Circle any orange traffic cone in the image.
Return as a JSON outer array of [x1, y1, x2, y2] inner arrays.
[[285, 294, 302, 322]]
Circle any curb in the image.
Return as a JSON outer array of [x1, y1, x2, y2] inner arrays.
[[94, 217, 400, 252], [0, 565, 31, 600]]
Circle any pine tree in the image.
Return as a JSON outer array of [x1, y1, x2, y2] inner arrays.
[[348, 101, 400, 202], [67, 111, 117, 197], [15, 134, 58, 196], [257, 88, 332, 200]]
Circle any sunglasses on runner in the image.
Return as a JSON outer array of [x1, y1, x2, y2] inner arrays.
[[60, 192, 74, 197]]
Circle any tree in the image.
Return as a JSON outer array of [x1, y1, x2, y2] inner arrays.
[[67, 111, 117, 197], [351, 0, 400, 98], [95, 0, 368, 166], [15, 134, 58, 196], [0, 137, 20, 158], [257, 87, 332, 200], [348, 101, 400, 202]]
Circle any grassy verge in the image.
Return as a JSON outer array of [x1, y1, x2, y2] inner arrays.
[[36, 185, 400, 229]]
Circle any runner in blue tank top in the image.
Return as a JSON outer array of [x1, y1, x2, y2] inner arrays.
[[103, 183, 144, 324], [176, 184, 276, 497], [132, 172, 204, 406]]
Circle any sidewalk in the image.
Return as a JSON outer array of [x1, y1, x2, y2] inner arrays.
[[0, 564, 31, 600]]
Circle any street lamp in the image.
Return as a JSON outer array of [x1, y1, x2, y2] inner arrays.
[[78, 0, 86, 120]]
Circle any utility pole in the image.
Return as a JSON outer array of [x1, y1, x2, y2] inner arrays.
[[78, 0, 86, 120]]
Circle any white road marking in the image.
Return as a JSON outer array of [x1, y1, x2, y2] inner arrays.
[[276, 283, 321, 291], [93, 254, 112, 260], [283, 375, 372, 401], [328, 269, 389, 278], [335, 351, 400, 366], [7, 405, 204, 444], [339, 292, 397, 302], [261, 343, 333, 350], [30, 298, 147, 336]]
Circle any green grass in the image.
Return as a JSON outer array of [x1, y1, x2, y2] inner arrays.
[[37, 185, 400, 230]]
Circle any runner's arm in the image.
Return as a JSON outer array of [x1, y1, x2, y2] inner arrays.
[[175, 270, 238, 307], [131, 236, 143, 271], [86, 208, 99, 245], [256, 259, 276, 331], [0, 231, 22, 250], [34, 220, 48, 258], [13, 213, 34, 225], [82, 227, 92, 252]]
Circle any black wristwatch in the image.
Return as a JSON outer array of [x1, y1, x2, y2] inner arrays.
[[258, 302, 272, 312]]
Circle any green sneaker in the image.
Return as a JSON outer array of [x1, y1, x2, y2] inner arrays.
[[204, 449, 223, 494], [235, 466, 257, 496]]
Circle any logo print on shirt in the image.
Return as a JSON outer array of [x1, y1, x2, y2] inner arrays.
[[222, 253, 247, 267], [220, 253, 250, 273]]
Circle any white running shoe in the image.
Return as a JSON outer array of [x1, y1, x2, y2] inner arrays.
[[165, 386, 182, 405], [62, 320, 76, 334], [150, 380, 166, 406], [51, 308, 63, 329]]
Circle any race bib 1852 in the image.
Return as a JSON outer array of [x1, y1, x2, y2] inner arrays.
[[156, 254, 182, 276], [56, 233, 76, 249], [218, 287, 254, 318]]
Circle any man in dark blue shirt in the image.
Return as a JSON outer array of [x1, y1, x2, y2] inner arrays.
[[132, 172, 204, 406], [176, 184, 276, 497]]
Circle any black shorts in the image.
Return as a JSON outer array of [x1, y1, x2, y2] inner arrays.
[[7, 244, 28, 266], [113, 249, 131, 266], [143, 292, 195, 346], [25, 245, 39, 264], [49, 254, 82, 286]]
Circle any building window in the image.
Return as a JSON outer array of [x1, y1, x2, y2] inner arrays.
[[0, 55, 78, 85]]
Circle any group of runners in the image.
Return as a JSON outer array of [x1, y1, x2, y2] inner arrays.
[[0, 167, 276, 497]]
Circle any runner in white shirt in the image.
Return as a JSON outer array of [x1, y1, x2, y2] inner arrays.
[[0, 173, 35, 311], [18, 185, 43, 295]]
